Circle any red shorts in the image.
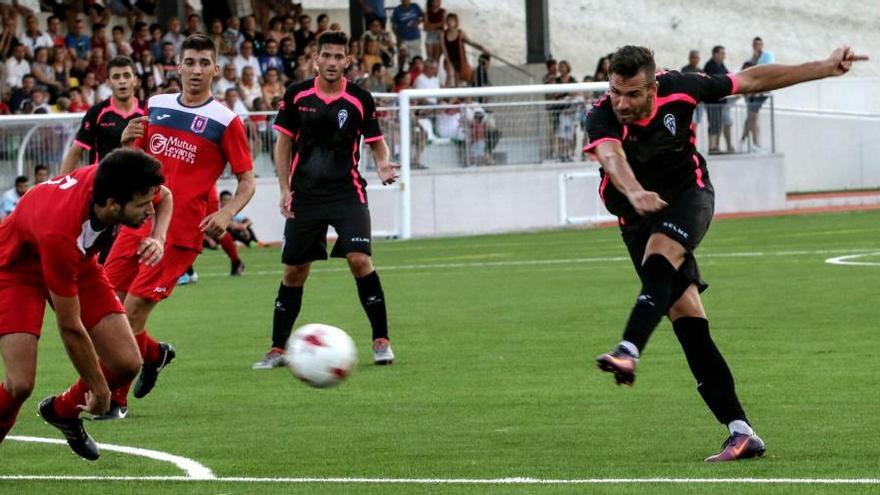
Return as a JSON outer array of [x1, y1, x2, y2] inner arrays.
[[103, 231, 199, 302], [0, 263, 125, 337]]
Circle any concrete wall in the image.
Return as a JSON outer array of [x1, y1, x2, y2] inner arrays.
[[219, 153, 785, 242]]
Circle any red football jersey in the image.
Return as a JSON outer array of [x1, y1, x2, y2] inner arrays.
[[0, 165, 114, 297], [126, 93, 253, 251]]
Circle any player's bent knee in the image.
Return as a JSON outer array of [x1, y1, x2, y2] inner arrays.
[[283, 264, 310, 286], [667, 287, 706, 321], [5, 376, 35, 400], [346, 253, 373, 277]]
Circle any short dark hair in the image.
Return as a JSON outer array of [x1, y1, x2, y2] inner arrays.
[[371, 62, 383, 74], [545, 58, 557, 69], [753, 36, 763, 43], [299, 14, 311, 23], [317, 14, 328, 23], [93, 23, 105, 32], [609, 45, 656, 84], [107, 56, 135, 74], [712, 45, 725, 55], [112, 25, 124, 34], [34, 164, 48, 174], [180, 33, 217, 61], [219, 190, 232, 198], [15, 175, 28, 185], [317, 31, 348, 53], [93, 149, 164, 207]]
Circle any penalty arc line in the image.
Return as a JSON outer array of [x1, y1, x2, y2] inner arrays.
[[0, 475, 878, 485], [5, 436, 215, 480], [825, 251, 880, 266]]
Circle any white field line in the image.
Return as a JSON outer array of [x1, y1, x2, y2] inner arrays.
[[0, 475, 878, 485], [825, 252, 880, 266], [6, 436, 215, 479], [195, 248, 878, 278]]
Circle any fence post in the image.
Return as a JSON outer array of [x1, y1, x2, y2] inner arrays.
[[399, 92, 412, 239]]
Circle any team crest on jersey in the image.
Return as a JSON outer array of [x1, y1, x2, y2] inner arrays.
[[337, 109, 348, 129], [191, 115, 208, 134], [663, 114, 676, 135]]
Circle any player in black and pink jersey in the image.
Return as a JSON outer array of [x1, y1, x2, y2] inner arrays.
[[587, 45, 866, 462], [253, 31, 399, 370]]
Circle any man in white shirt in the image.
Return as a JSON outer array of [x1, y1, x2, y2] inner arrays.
[[160, 17, 185, 54], [5, 45, 31, 88], [1, 176, 29, 219], [213, 63, 239, 98], [413, 59, 441, 104], [18, 15, 53, 57], [233, 40, 262, 80]]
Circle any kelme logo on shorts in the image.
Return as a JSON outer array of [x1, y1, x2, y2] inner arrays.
[[338, 109, 348, 129], [664, 114, 676, 135]]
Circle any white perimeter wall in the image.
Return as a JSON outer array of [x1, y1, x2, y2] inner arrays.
[[219, 154, 785, 242]]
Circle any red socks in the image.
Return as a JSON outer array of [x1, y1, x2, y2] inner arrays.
[[217, 232, 240, 263], [136, 330, 161, 364], [0, 383, 25, 442]]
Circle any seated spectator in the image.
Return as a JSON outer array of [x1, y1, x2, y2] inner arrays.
[[315, 14, 330, 37], [214, 63, 239, 98], [135, 47, 158, 87], [88, 47, 108, 83], [365, 63, 390, 93], [5, 44, 31, 88], [361, 17, 395, 67], [31, 47, 59, 95], [441, 13, 488, 87], [0, 16, 20, 61], [222, 87, 248, 117], [68, 87, 90, 112], [84, 0, 112, 25], [50, 48, 72, 93], [65, 18, 92, 62], [348, 38, 363, 61], [435, 98, 462, 140], [344, 61, 366, 86], [259, 39, 284, 76], [280, 37, 297, 80], [208, 17, 225, 54], [162, 16, 185, 53], [30, 88, 51, 113], [10, 74, 36, 113], [261, 67, 284, 103], [407, 55, 424, 83], [33, 164, 49, 184], [156, 41, 177, 85], [91, 23, 109, 55], [19, 14, 53, 57], [361, 39, 383, 74], [241, 15, 264, 55], [266, 17, 286, 45], [294, 15, 315, 57], [219, 190, 259, 246], [234, 40, 262, 79], [1, 176, 29, 219], [414, 59, 441, 104], [148, 22, 163, 59], [130, 21, 150, 56], [223, 16, 244, 52], [108, 25, 133, 58], [46, 15, 65, 49], [393, 70, 411, 93], [80, 71, 98, 105], [238, 66, 261, 109], [184, 13, 202, 36]]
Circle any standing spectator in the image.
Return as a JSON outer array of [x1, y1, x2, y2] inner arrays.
[[18, 14, 53, 57], [542, 58, 558, 84], [91, 23, 109, 55], [315, 14, 330, 37], [108, 26, 133, 58], [259, 39, 284, 76], [359, 0, 387, 29], [241, 15, 264, 55], [475, 53, 491, 88], [5, 45, 31, 89], [365, 62, 389, 93], [391, 0, 424, 66], [46, 15, 65, 49], [0, 16, 20, 61], [213, 63, 239, 97], [238, 65, 261, 109], [65, 18, 92, 62], [266, 17, 286, 45], [423, 0, 446, 62], [162, 17, 185, 53], [130, 22, 150, 56], [414, 59, 441, 104], [234, 40, 262, 79], [592, 55, 610, 81], [361, 17, 395, 67], [440, 13, 488, 87], [280, 37, 297, 80], [681, 50, 703, 126], [1, 176, 28, 219], [740, 37, 774, 152], [294, 15, 315, 58], [553, 60, 578, 161], [703, 45, 734, 153]]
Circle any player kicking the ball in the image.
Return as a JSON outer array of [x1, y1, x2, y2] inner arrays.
[[586, 45, 866, 461]]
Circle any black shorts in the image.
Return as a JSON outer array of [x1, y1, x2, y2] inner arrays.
[[619, 187, 715, 298], [282, 204, 372, 265]]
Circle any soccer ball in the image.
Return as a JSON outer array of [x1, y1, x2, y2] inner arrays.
[[286, 324, 357, 388]]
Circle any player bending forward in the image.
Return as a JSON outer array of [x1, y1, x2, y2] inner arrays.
[[587, 45, 866, 461]]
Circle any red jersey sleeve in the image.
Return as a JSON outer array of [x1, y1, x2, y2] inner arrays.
[[221, 116, 254, 174], [40, 234, 82, 297]]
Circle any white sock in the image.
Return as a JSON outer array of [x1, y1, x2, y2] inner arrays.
[[728, 420, 754, 436], [618, 340, 640, 359]]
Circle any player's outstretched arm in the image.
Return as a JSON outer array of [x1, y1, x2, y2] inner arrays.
[[59, 144, 84, 175], [369, 139, 400, 185], [593, 140, 667, 216], [49, 291, 111, 415], [138, 185, 172, 266], [274, 132, 294, 218], [200, 170, 256, 238], [734, 46, 868, 95]]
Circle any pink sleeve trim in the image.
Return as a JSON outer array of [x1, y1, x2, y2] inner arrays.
[[363, 134, 384, 143], [727, 73, 739, 95], [74, 139, 92, 151], [582, 137, 621, 154], [272, 124, 294, 137]]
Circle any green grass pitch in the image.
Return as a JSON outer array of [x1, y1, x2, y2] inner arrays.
[[2, 210, 879, 495]]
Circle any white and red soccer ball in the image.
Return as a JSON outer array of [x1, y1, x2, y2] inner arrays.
[[286, 324, 357, 388]]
